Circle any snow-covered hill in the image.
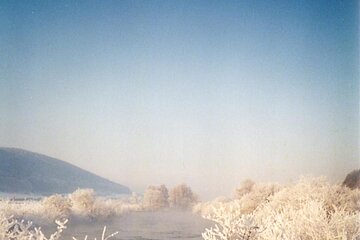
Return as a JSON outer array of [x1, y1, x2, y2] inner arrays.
[[0, 147, 130, 195]]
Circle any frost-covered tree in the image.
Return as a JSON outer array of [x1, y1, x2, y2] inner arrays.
[[129, 192, 142, 204], [168, 184, 197, 209], [143, 185, 169, 210], [235, 179, 255, 199]]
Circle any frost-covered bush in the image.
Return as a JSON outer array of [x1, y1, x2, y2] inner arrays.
[[143, 185, 169, 210], [193, 197, 232, 216], [266, 177, 360, 213], [0, 214, 68, 240], [42, 194, 72, 219], [257, 200, 360, 240], [0, 214, 118, 240], [0, 184, 199, 221], [0, 189, 147, 221], [88, 200, 115, 219], [0, 199, 45, 220], [200, 177, 360, 240], [236, 182, 282, 214], [202, 201, 262, 240], [68, 189, 143, 219], [69, 189, 96, 217], [0, 213, 16, 239], [112, 200, 144, 214], [202, 198, 360, 240], [169, 184, 198, 209]]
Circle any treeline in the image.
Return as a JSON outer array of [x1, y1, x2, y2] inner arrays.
[[143, 184, 198, 210], [0, 184, 198, 221]]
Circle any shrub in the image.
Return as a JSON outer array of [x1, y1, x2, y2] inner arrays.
[[69, 188, 96, 216], [257, 200, 360, 240], [0, 215, 68, 240], [237, 182, 281, 214], [202, 201, 261, 240], [42, 194, 72, 219], [200, 177, 360, 240], [0, 214, 118, 240], [193, 197, 232, 216]]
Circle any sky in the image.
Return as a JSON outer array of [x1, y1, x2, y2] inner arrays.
[[0, 0, 359, 198]]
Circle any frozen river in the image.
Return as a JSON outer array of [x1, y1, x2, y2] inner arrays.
[[44, 211, 212, 240]]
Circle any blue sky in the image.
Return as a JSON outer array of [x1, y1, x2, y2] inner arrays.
[[0, 0, 358, 198]]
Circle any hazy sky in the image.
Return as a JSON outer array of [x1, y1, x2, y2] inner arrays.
[[0, 0, 359, 198]]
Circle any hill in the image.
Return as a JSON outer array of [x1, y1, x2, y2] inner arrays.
[[0, 147, 131, 195]]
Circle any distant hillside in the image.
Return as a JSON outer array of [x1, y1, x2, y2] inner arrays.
[[0, 148, 131, 195]]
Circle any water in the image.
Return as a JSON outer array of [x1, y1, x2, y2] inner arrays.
[[48, 211, 212, 240]]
